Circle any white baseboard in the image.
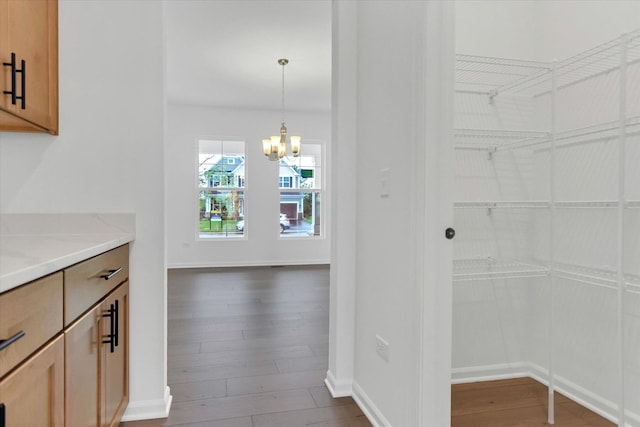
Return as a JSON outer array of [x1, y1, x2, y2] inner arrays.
[[352, 380, 392, 427], [324, 370, 353, 397], [323, 373, 390, 427], [167, 259, 330, 269], [121, 386, 173, 422], [453, 363, 640, 427], [451, 362, 530, 384]]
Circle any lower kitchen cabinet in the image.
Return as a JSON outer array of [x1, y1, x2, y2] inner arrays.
[[102, 281, 129, 427], [0, 335, 65, 427], [0, 243, 130, 427], [65, 303, 100, 427], [65, 281, 129, 427]]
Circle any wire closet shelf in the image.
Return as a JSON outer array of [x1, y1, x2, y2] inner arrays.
[[452, 29, 640, 284], [455, 28, 640, 97]]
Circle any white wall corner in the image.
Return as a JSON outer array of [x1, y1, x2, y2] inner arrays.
[[328, 0, 358, 407], [324, 370, 353, 397], [121, 386, 172, 422], [352, 381, 393, 427]]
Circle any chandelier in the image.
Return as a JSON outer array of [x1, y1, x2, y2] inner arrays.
[[262, 58, 301, 161]]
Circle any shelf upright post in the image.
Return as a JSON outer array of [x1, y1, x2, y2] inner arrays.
[[547, 60, 557, 425], [616, 33, 628, 427]]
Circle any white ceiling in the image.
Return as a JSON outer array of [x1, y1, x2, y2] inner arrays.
[[164, 0, 332, 113]]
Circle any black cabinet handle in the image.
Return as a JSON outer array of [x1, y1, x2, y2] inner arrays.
[[114, 299, 119, 348], [2, 53, 25, 109], [0, 330, 26, 352], [18, 58, 25, 109], [0, 402, 5, 427], [100, 267, 123, 281], [103, 304, 115, 353], [3, 52, 17, 105]]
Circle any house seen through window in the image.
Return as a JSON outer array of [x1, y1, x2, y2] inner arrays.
[[198, 139, 245, 239], [279, 142, 323, 238]]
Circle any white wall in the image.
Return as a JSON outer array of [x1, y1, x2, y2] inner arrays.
[[326, 0, 358, 401], [455, 0, 537, 58], [0, 0, 169, 420], [456, 0, 640, 60], [329, 2, 454, 426], [534, 0, 640, 61], [166, 104, 331, 268]]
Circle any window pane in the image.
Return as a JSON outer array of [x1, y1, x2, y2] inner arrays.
[[279, 191, 321, 238], [199, 140, 245, 189], [198, 139, 245, 239], [278, 143, 321, 190], [199, 190, 244, 238], [277, 143, 322, 238]]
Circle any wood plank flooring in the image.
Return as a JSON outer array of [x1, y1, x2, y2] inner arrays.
[[120, 265, 371, 427], [451, 377, 616, 427], [121, 265, 615, 427]]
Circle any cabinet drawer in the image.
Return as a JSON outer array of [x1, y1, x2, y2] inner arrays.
[[0, 272, 63, 378], [64, 244, 129, 326]]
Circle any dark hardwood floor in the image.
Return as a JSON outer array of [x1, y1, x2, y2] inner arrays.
[[121, 265, 614, 427], [121, 265, 371, 427]]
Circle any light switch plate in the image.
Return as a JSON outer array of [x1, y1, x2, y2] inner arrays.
[[380, 168, 390, 198], [376, 334, 390, 362]]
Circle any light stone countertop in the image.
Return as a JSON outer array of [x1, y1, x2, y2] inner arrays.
[[0, 213, 135, 293]]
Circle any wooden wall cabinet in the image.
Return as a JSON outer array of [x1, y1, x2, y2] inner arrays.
[[0, 244, 129, 427], [0, 0, 58, 134]]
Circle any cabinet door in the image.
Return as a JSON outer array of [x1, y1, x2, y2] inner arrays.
[[65, 305, 101, 427], [0, 0, 58, 133], [102, 282, 129, 427], [0, 335, 64, 427]]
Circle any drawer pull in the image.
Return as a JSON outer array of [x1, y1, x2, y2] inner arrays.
[[0, 330, 26, 352], [100, 267, 123, 281], [0, 402, 5, 427]]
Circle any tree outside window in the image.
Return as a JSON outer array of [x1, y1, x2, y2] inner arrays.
[[198, 140, 245, 239]]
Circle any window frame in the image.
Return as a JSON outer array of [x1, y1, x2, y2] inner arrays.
[[197, 138, 247, 240], [278, 141, 325, 239]]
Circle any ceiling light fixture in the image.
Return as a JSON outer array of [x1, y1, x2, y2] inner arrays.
[[262, 58, 301, 161]]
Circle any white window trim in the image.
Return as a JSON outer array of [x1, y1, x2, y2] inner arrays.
[[196, 138, 247, 241]]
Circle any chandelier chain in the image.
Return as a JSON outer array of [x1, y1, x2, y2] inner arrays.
[[281, 61, 285, 124]]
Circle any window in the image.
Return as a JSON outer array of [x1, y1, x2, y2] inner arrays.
[[279, 142, 323, 238], [198, 140, 245, 239], [279, 176, 293, 188]]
